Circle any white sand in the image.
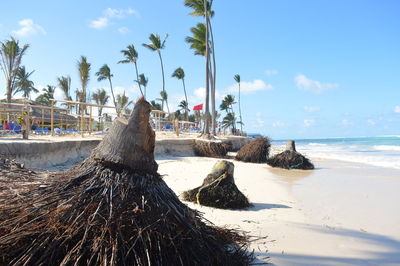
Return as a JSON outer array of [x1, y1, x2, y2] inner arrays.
[[157, 156, 400, 265]]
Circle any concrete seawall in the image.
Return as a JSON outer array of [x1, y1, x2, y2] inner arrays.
[[0, 136, 251, 169]]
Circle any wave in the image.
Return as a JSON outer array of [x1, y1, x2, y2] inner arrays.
[[373, 145, 400, 151]]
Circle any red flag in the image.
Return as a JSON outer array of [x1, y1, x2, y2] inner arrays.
[[193, 104, 203, 111]]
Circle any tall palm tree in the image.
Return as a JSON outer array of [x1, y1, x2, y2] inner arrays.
[[178, 100, 190, 119], [14, 66, 37, 99], [185, 0, 216, 136], [234, 74, 243, 133], [172, 67, 189, 120], [119, 45, 144, 97], [95, 64, 118, 115], [77, 56, 91, 115], [142, 33, 170, 113], [92, 88, 109, 128], [136, 73, 148, 98], [0, 37, 30, 103], [116, 91, 133, 115]]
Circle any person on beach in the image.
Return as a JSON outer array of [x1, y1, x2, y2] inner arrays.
[[174, 117, 180, 137]]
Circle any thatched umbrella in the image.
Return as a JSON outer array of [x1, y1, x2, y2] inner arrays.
[[193, 140, 231, 158], [235, 137, 271, 163], [0, 98, 253, 265], [267, 140, 314, 170], [182, 160, 251, 209]]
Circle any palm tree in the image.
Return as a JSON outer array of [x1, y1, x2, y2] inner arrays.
[[185, 23, 206, 56], [142, 33, 170, 113], [222, 112, 237, 132], [77, 56, 91, 114], [14, 66, 37, 99], [57, 76, 72, 102], [178, 100, 190, 119], [234, 74, 243, 133], [119, 45, 144, 97], [185, 0, 216, 136], [35, 85, 55, 106], [157, 90, 169, 112], [172, 67, 189, 120], [92, 88, 109, 129], [96, 64, 118, 115], [0, 37, 30, 103], [136, 73, 148, 98], [116, 91, 133, 115], [150, 100, 162, 111]]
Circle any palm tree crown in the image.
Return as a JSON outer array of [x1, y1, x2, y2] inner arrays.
[[172, 67, 185, 80], [184, 0, 214, 17], [185, 23, 206, 56], [119, 45, 144, 97], [57, 76, 72, 101], [14, 66, 37, 99]]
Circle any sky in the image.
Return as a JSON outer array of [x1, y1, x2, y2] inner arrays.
[[0, 0, 399, 139]]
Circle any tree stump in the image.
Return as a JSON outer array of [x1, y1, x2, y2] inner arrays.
[[267, 140, 314, 170], [182, 160, 251, 209], [0, 98, 253, 266]]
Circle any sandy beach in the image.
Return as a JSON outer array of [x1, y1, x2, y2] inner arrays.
[[157, 155, 400, 265]]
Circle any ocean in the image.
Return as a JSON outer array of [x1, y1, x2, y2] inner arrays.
[[270, 136, 400, 170]]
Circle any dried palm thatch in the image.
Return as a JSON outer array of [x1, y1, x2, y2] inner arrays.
[[235, 137, 271, 163], [0, 98, 253, 266], [194, 140, 229, 158], [182, 160, 251, 209], [267, 140, 314, 170]]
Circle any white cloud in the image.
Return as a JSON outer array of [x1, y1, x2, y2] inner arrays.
[[265, 70, 278, 76], [90, 8, 138, 30], [105, 8, 137, 18], [295, 74, 339, 94], [272, 121, 286, 128], [394, 106, 400, 113], [12, 19, 46, 37], [304, 106, 320, 112], [367, 119, 376, 126], [193, 87, 223, 103], [341, 119, 352, 126], [303, 119, 315, 128], [227, 79, 273, 94], [89, 17, 109, 29], [117, 27, 130, 34]]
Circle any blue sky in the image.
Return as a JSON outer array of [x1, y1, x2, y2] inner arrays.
[[0, 0, 399, 139]]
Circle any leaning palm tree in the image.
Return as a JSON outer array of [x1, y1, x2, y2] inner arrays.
[[119, 45, 144, 97], [92, 88, 109, 129], [172, 67, 189, 120], [136, 73, 148, 98], [77, 56, 91, 114], [95, 64, 118, 114], [142, 33, 170, 113], [14, 66, 37, 99], [0, 37, 30, 103], [234, 74, 243, 134]]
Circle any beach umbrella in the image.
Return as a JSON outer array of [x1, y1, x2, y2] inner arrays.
[[182, 160, 251, 209], [0, 98, 253, 265], [267, 140, 314, 170], [235, 137, 271, 163]]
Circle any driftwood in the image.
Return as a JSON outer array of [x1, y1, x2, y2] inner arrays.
[[182, 160, 251, 209], [0, 98, 253, 265], [267, 140, 314, 170], [193, 140, 230, 158], [235, 137, 271, 163]]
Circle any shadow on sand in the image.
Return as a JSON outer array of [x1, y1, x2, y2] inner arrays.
[[247, 203, 291, 211], [254, 225, 400, 265]]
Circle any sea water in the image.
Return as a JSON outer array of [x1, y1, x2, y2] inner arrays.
[[271, 136, 400, 170]]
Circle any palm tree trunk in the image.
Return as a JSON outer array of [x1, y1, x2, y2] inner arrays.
[[238, 83, 243, 134], [6, 79, 12, 103], [203, 1, 210, 136], [108, 78, 119, 116], [134, 62, 144, 97], [208, 16, 216, 136], [157, 51, 170, 114], [182, 78, 189, 121]]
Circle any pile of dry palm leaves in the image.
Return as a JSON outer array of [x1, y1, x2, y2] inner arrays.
[[267, 140, 314, 170], [235, 137, 271, 163], [193, 140, 231, 158], [0, 98, 253, 266]]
